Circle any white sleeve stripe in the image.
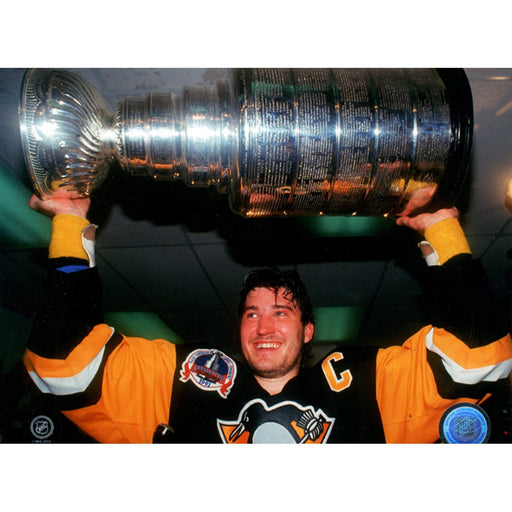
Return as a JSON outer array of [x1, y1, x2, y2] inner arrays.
[[27, 325, 115, 395], [25, 320, 119, 397], [426, 328, 512, 384], [28, 345, 105, 395]]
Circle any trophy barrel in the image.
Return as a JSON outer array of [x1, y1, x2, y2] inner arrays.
[[231, 68, 473, 217]]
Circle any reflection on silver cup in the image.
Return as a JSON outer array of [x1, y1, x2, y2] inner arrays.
[[19, 68, 473, 217]]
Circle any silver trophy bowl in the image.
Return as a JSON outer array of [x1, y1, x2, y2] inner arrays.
[[19, 68, 116, 199], [19, 68, 473, 217]]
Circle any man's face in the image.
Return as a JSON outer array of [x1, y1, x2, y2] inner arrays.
[[240, 287, 314, 382]]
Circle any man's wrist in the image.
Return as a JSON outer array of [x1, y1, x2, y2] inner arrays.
[[49, 214, 92, 261], [424, 217, 471, 265]]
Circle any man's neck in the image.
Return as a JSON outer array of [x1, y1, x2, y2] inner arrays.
[[254, 371, 298, 396]]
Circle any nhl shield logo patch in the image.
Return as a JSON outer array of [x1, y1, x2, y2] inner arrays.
[[180, 348, 237, 398], [439, 403, 491, 444]]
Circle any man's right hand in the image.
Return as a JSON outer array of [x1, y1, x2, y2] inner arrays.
[[29, 194, 91, 219]]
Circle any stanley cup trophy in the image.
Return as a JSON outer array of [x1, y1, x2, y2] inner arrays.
[[19, 68, 473, 217]]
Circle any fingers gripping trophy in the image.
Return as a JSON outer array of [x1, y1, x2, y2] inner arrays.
[[18, 68, 473, 217]]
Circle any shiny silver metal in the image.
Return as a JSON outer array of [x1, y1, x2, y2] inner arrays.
[[19, 68, 473, 217], [19, 68, 115, 199]]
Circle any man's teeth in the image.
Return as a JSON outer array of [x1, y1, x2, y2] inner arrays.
[[256, 342, 279, 349]]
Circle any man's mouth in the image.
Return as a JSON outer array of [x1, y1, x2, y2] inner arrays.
[[254, 342, 280, 349]]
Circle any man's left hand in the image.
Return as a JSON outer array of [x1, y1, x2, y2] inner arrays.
[[396, 207, 459, 235]]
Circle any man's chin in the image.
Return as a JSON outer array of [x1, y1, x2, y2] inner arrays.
[[250, 361, 300, 380], [253, 368, 283, 379], [247, 359, 281, 378]]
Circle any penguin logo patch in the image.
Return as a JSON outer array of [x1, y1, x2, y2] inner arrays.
[[217, 399, 335, 443], [180, 348, 237, 398]]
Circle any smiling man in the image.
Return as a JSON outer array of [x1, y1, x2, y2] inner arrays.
[[239, 273, 315, 394], [22, 194, 512, 443]]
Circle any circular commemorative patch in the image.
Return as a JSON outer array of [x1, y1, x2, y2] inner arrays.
[[439, 403, 490, 444]]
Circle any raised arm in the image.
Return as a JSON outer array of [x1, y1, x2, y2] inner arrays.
[[24, 194, 177, 443], [398, 206, 507, 347], [26, 194, 104, 359], [376, 208, 512, 443]]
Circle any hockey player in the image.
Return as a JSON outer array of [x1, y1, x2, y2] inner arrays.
[[23, 194, 512, 443]]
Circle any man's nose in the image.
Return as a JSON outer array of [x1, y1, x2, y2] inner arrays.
[[257, 314, 275, 334]]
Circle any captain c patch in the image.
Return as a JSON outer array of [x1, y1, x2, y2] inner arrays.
[[180, 348, 237, 398]]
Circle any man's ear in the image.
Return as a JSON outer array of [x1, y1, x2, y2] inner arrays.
[[304, 322, 314, 344]]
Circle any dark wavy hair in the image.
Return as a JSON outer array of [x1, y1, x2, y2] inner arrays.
[[238, 267, 315, 327]]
